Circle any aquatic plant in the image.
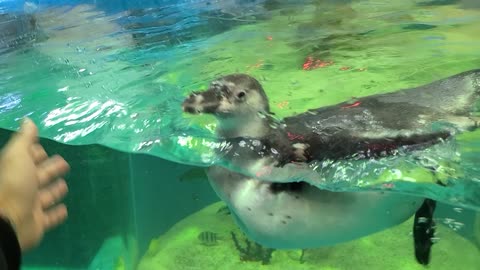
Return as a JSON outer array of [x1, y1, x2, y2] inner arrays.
[[299, 249, 306, 264], [216, 205, 231, 215], [230, 231, 275, 265]]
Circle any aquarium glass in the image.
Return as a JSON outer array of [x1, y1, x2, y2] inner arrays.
[[0, 0, 479, 269]]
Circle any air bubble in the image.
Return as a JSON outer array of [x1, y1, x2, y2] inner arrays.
[[443, 218, 455, 224], [430, 237, 440, 243], [417, 217, 428, 223], [252, 140, 261, 147], [453, 221, 464, 228]]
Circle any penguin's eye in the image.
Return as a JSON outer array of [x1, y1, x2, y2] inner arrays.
[[236, 91, 246, 100]]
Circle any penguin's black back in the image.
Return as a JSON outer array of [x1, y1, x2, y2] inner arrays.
[[281, 69, 480, 161]]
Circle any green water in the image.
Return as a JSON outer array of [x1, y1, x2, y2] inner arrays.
[[4, 0, 480, 206], [0, 0, 480, 269]]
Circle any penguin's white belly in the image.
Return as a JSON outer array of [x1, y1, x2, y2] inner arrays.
[[207, 165, 423, 249]]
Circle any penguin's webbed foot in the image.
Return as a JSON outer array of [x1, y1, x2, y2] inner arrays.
[[413, 198, 437, 266]]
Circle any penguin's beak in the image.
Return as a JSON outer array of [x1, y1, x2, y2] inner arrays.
[[182, 88, 221, 115]]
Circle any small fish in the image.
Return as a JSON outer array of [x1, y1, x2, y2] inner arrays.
[[216, 205, 231, 215], [198, 231, 221, 246]]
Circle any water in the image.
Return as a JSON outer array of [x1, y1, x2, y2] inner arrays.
[[0, 0, 479, 269]]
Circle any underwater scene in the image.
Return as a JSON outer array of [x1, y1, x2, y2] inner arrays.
[[0, 0, 480, 269]]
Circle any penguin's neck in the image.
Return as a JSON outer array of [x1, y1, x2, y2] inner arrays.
[[216, 112, 275, 139]]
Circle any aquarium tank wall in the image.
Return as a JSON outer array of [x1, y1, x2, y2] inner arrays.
[[0, 0, 479, 269]]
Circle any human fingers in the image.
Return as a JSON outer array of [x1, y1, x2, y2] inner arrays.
[[32, 143, 48, 165], [39, 178, 68, 209], [37, 155, 70, 186], [43, 204, 68, 232]]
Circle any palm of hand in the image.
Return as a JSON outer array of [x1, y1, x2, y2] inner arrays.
[[0, 134, 39, 247], [0, 120, 69, 251]]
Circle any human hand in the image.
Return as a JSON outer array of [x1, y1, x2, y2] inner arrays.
[[0, 118, 70, 251]]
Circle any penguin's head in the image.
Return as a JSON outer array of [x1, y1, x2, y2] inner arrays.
[[182, 74, 270, 118]]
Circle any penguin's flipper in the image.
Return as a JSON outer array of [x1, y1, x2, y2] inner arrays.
[[413, 198, 437, 265], [351, 131, 451, 159], [288, 129, 452, 163]]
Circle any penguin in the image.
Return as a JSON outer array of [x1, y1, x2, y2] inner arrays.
[[182, 70, 480, 265]]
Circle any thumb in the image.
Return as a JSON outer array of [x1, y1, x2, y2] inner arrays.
[[16, 118, 39, 144]]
